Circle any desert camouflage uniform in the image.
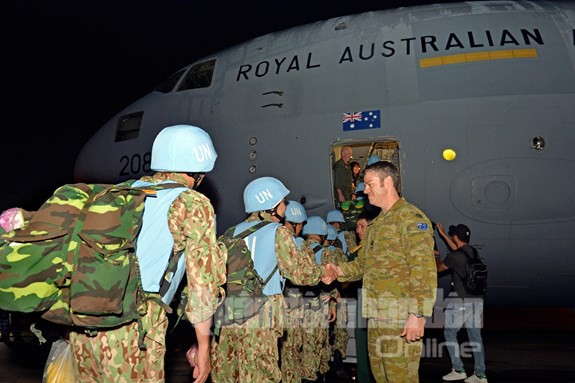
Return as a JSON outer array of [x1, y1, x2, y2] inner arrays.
[[300, 241, 338, 381], [211, 212, 325, 383], [70, 172, 227, 383], [338, 198, 437, 383], [280, 240, 315, 383]]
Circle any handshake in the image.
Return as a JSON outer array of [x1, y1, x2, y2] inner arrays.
[[321, 263, 342, 285]]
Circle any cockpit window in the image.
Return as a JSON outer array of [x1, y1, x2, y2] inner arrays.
[[177, 59, 216, 91], [155, 68, 186, 93], [115, 111, 143, 142]]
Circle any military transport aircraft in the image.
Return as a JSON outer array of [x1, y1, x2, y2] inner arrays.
[[73, 0, 575, 311]]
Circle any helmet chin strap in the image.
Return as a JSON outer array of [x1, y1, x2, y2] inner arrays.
[[286, 221, 297, 233], [186, 172, 205, 190], [259, 208, 285, 224]]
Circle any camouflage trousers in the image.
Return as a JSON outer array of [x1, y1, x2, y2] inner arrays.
[[69, 300, 168, 383], [280, 305, 304, 383], [332, 298, 349, 358], [367, 318, 423, 383], [300, 303, 330, 380], [211, 297, 284, 383]]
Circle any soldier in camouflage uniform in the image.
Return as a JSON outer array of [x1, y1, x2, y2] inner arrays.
[[326, 224, 350, 379], [280, 200, 312, 383], [326, 161, 437, 383], [68, 125, 227, 383], [210, 178, 330, 383], [300, 216, 339, 383]]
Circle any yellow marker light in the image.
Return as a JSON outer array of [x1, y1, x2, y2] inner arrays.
[[443, 148, 456, 161]]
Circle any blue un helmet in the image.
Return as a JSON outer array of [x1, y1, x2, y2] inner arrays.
[[326, 209, 345, 224], [284, 200, 307, 223], [151, 124, 217, 172], [302, 216, 328, 236], [366, 154, 381, 166], [243, 177, 290, 213], [327, 224, 338, 241]]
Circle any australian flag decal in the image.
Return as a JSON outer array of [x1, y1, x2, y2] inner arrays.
[[342, 110, 381, 131], [417, 223, 429, 230]]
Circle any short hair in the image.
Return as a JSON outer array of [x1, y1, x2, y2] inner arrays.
[[365, 160, 398, 187], [357, 209, 377, 223]]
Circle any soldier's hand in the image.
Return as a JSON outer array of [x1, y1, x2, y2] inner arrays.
[[192, 343, 211, 383], [401, 314, 425, 343]]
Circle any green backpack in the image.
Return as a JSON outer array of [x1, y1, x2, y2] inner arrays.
[[212, 221, 278, 335], [0, 180, 185, 332]]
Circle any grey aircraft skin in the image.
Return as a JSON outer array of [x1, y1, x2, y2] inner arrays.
[[74, 0, 575, 309]]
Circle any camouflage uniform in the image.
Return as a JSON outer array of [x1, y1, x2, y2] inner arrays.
[[300, 240, 338, 381], [327, 245, 349, 363], [281, 240, 315, 383], [338, 198, 437, 383], [333, 158, 353, 202], [70, 172, 227, 383], [211, 212, 325, 383]]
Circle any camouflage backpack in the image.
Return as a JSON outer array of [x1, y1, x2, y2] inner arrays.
[[212, 221, 278, 335], [0, 180, 185, 332]]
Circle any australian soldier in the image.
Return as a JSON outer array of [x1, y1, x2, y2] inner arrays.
[[325, 161, 437, 383]]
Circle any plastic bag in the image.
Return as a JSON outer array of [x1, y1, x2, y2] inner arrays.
[[0, 207, 25, 232], [43, 339, 76, 383]]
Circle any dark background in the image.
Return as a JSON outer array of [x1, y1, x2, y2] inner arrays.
[[3, 0, 462, 212]]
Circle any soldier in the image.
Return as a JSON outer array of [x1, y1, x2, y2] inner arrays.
[[333, 146, 354, 204], [280, 200, 312, 383], [347, 211, 377, 383], [210, 178, 331, 383], [300, 216, 338, 383], [325, 224, 350, 380], [326, 209, 355, 255], [68, 125, 227, 383], [325, 161, 437, 383]]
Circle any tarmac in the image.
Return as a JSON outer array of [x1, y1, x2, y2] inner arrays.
[[1, 306, 574, 382]]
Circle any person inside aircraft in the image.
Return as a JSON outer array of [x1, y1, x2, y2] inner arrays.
[[349, 161, 361, 191], [333, 146, 354, 205]]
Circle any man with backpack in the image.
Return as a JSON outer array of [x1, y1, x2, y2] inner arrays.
[[435, 223, 488, 383], [68, 125, 227, 383], [210, 177, 331, 383]]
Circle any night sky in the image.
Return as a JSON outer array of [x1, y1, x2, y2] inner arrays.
[[3, 0, 461, 212]]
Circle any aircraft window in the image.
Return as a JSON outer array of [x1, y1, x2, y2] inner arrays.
[[155, 68, 187, 93], [115, 111, 144, 142], [177, 59, 216, 91]]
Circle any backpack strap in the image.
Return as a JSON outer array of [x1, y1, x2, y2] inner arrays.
[[312, 244, 324, 254], [460, 245, 478, 261], [235, 221, 279, 288], [158, 250, 184, 301], [233, 220, 272, 239]]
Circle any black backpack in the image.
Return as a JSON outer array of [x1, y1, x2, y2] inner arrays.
[[461, 246, 488, 296]]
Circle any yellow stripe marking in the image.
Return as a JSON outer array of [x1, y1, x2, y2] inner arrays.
[[419, 48, 538, 68]]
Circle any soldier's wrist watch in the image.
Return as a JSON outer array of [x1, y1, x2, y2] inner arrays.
[[410, 313, 424, 318]]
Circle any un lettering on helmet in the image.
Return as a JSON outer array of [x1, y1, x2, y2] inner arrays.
[[192, 143, 215, 164]]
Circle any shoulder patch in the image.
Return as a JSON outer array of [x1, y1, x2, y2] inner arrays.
[[416, 222, 429, 230]]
